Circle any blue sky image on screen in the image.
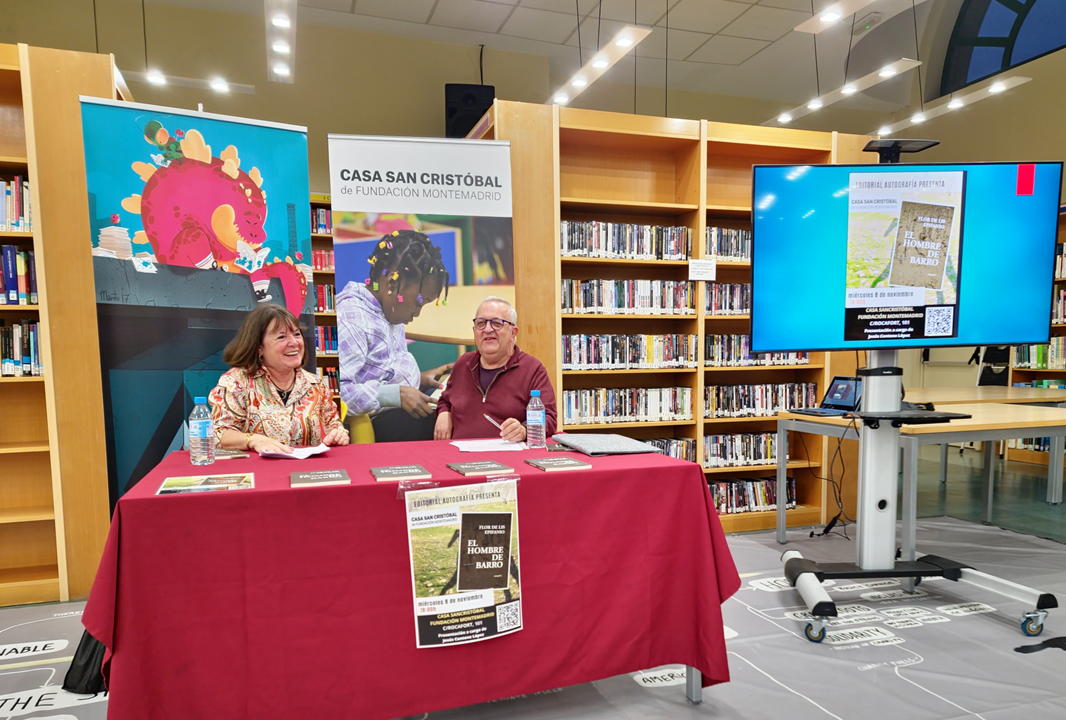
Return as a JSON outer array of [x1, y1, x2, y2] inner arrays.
[[751, 162, 1062, 352]]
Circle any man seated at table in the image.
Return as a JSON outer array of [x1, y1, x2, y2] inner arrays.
[[434, 296, 556, 442]]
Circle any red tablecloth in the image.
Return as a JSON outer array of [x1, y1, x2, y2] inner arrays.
[[83, 441, 740, 720]]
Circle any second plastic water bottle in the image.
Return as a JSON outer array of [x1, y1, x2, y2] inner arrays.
[[526, 390, 546, 449], [189, 396, 215, 465]]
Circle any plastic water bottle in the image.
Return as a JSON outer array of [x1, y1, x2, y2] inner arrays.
[[189, 396, 215, 466], [526, 390, 546, 449]]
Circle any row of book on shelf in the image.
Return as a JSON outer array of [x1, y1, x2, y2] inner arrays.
[[561, 333, 697, 370], [311, 249, 335, 272], [314, 284, 336, 313], [1014, 341, 1066, 370], [313, 207, 333, 235], [316, 366, 339, 395], [704, 383, 817, 418], [1, 246, 37, 305], [1053, 290, 1066, 325], [561, 279, 695, 315], [704, 432, 781, 468], [0, 177, 31, 233], [711, 476, 796, 515], [314, 326, 338, 354], [706, 283, 750, 316], [0, 320, 42, 377], [560, 386, 693, 425], [559, 222, 751, 262], [706, 335, 809, 367]]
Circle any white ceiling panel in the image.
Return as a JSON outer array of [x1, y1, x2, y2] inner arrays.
[[353, 0, 436, 23], [687, 34, 769, 64], [518, 0, 600, 13], [501, 6, 576, 43], [430, 0, 517, 33], [635, 27, 713, 61], [719, 4, 809, 41], [567, 16, 629, 48], [664, 0, 750, 35], [592, 0, 680, 26], [758, 0, 818, 12], [299, 0, 352, 12]]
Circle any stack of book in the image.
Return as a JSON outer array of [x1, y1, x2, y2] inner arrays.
[[703, 432, 782, 468], [710, 476, 795, 514], [561, 221, 691, 260], [705, 282, 751, 315], [561, 386, 693, 425], [704, 383, 817, 418], [644, 437, 697, 462], [561, 333, 697, 370], [0, 246, 37, 305], [706, 226, 751, 262], [1015, 342, 1065, 370], [704, 334, 809, 367], [0, 177, 31, 232], [316, 366, 339, 394], [314, 326, 337, 354], [311, 249, 335, 271], [312, 207, 333, 235], [560, 279, 695, 315], [0, 320, 42, 377], [315, 283, 336, 313]]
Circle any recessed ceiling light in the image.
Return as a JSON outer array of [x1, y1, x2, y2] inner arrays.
[[820, 12, 841, 23], [807, 99, 822, 110], [911, 113, 925, 123], [877, 126, 892, 135], [210, 79, 230, 92], [615, 37, 633, 47], [572, 78, 587, 87], [947, 98, 963, 109], [989, 82, 1006, 93], [879, 66, 896, 78], [840, 85, 857, 95], [272, 41, 290, 54], [272, 15, 290, 28], [273, 64, 290, 76], [554, 93, 569, 104], [778, 113, 792, 123], [592, 58, 609, 69], [147, 71, 166, 85]]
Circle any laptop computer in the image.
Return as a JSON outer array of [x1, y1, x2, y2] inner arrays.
[[790, 376, 863, 417]]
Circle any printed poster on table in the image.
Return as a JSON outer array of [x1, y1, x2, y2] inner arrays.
[[844, 171, 965, 343], [405, 479, 521, 647]]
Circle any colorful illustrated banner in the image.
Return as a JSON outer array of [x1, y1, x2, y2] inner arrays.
[[844, 171, 965, 343], [405, 479, 522, 648], [80, 99, 312, 500]]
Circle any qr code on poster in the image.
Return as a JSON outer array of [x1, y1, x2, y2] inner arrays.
[[925, 306, 954, 337], [497, 600, 521, 631]]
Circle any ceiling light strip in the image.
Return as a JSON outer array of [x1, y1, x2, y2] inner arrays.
[[547, 25, 652, 105], [763, 58, 920, 126], [794, 0, 879, 33], [122, 70, 256, 94], [265, 0, 297, 84], [873, 75, 1030, 136]]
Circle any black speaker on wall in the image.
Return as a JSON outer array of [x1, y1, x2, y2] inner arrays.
[[445, 83, 495, 138]]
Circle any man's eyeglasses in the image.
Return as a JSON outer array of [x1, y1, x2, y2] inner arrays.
[[473, 317, 515, 331]]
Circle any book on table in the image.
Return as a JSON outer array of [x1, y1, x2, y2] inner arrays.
[[525, 456, 592, 472], [157, 473, 254, 495], [370, 464, 432, 481], [290, 469, 352, 488], [446, 460, 515, 477], [214, 448, 250, 460]]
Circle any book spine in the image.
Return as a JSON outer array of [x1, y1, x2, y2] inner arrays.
[[26, 250, 36, 305], [16, 250, 27, 305], [2, 245, 16, 304]]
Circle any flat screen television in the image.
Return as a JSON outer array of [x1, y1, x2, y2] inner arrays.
[[751, 161, 1063, 352]]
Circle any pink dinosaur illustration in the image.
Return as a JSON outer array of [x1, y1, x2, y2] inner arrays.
[[122, 126, 307, 315]]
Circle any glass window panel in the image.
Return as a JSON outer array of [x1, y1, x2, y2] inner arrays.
[[1012, 0, 1066, 64], [966, 46, 1004, 83], [978, 0, 1017, 37]]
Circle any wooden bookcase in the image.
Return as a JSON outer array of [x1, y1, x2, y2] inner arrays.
[[473, 101, 873, 533], [0, 44, 118, 606], [1006, 210, 1066, 466], [309, 193, 340, 404]]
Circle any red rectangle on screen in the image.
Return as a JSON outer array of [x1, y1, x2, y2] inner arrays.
[[1017, 163, 1035, 195]]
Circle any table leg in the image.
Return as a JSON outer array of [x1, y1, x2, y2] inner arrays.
[[776, 420, 788, 545], [1048, 434, 1064, 505], [939, 444, 948, 483], [685, 666, 702, 704], [981, 440, 995, 524]]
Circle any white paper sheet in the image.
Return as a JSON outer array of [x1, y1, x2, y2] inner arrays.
[[259, 443, 330, 460], [450, 439, 528, 452]]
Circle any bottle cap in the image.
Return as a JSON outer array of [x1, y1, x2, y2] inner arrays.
[[194, 396, 207, 404], [531, 390, 540, 397]]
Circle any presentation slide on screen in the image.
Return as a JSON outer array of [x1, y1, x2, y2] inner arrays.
[[751, 162, 1063, 353]]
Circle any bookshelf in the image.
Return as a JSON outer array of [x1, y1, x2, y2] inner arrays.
[[0, 44, 118, 606], [1006, 209, 1066, 467], [309, 193, 341, 402], [475, 101, 873, 533]]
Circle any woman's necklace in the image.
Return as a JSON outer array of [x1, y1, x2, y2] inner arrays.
[[267, 369, 297, 404]]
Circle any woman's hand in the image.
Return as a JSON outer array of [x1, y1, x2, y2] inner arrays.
[[434, 411, 453, 441], [247, 434, 293, 455], [420, 363, 454, 391], [500, 418, 526, 443], [399, 385, 435, 418], [323, 427, 350, 447]]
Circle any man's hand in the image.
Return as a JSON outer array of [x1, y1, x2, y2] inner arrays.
[[434, 411, 454, 440], [500, 418, 526, 443], [421, 362, 454, 391], [400, 385, 434, 417]]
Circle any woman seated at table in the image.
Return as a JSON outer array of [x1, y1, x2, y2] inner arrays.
[[210, 303, 349, 455]]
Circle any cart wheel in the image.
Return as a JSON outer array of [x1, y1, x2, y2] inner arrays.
[[913, 576, 922, 586], [804, 623, 826, 643], [1021, 618, 1044, 637]]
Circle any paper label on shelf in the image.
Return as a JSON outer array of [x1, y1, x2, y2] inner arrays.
[[688, 259, 716, 281]]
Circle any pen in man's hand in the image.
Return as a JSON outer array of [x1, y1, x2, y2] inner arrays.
[[483, 413, 504, 430]]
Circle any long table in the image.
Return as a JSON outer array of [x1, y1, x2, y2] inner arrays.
[[776, 403, 1066, 551], [82, 441, 740, 720]]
